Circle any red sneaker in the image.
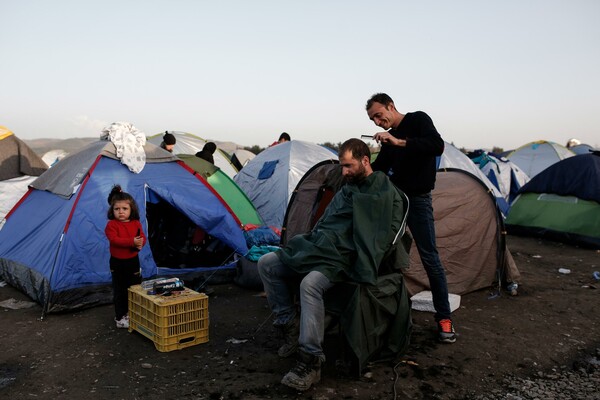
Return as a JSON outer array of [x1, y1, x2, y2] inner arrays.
[[438, 319, 456, 343]]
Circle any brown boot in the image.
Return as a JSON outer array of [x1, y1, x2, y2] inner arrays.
[[275, 319, 299, 358], [281, 351, 322, 391]]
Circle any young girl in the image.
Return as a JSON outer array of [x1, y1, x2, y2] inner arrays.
[[105, 185, 146, 328]]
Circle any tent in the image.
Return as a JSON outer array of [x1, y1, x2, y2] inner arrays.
[[437, 142, 510, 216], [42, 149, 68, 167], [0, 139, 248, 313], [405, 169, 520, 295], [506, 140, 575, 178], [506, 152, 600, 248], [281, 160, 344, 245], [0, 127, 48, 224], [283, 163, 520, 296], [469, 151, 530, 206], [569, 143, 595, 155], [231, 148, 256, 171], [234, 140, 337, 229], [177, 154, 263, 226], [147, 131, 238, 178]]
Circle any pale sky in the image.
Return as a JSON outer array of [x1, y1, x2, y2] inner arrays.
[[2, 0, 599, 151]]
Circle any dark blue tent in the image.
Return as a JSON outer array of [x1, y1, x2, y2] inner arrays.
[[517, 151, 600, 203]]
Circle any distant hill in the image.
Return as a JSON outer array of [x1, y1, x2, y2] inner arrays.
[[22, 137, 248, 157], [24, 137, 97, 157], [23, 137, 248, 158]]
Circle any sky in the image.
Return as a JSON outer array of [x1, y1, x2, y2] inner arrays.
[[2, 0, 599, 151]]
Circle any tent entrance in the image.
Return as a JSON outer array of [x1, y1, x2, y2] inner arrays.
[[145, 190, 234, 270]]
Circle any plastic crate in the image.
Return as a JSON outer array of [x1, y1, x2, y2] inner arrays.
[[128, 284, 209, 352]]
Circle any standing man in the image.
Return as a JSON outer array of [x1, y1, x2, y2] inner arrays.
[[366, 93, 456, 344], [258, 138, 407, 391]]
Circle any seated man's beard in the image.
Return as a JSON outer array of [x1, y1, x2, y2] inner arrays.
[[344, 167, 367, 184]]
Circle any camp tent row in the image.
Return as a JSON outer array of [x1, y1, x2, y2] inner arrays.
[[11, 130, 594, 315], [0, 139, 249, 313]]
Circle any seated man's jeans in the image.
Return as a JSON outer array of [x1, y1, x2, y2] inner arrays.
[[407, 193, 452, 321], [258, 252, 333, 360]]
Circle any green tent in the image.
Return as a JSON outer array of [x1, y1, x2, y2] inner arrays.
[[506, 152, 600, 248], [507, 193, 600, 246], [178, 154, 263, 227]]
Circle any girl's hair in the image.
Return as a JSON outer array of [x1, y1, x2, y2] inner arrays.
[[107, 184, 141, 220]]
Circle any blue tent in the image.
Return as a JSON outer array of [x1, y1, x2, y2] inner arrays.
[[234, 140, 336, 229], [570, 143, 596, 155], [469, 151, 530, 206], [0, 140, 248, 313]]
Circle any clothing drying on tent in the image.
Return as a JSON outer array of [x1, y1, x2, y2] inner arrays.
[[469, 151, 530, 206], [506, 140, 575, 179], [147, 131, 238, 178], [0, 138, 248, 313], [234, 140, 336, 229], [506, 152, 600, 248], [0, 127, 48, 224]]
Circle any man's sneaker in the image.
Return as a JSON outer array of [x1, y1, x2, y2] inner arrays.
[[115, 316, 129, 329], [438, 319, 456, 343], [281, 351, 321, 391], [275, 319, 299, 358]]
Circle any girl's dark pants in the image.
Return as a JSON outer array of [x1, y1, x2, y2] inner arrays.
[[110, 255, 142, 320]]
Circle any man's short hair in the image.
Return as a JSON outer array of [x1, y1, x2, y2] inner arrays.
[[279, 132, 291, 141], [366, 93, 394, 110], [340, 138, 371, 161]]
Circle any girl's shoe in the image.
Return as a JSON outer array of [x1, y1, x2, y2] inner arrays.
[[115, 316, 129, 329]]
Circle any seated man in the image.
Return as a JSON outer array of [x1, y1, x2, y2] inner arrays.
[[257, 138, 406, 391]]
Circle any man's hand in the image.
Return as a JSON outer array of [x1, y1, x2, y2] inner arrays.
[[373, 131, 406, 147]]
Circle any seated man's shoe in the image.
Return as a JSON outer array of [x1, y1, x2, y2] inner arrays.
[[281, 351, 321, 391], [438, 318, 457, 343], [275, 319, 299, 358]]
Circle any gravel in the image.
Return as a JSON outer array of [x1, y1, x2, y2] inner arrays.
[[466, 349, 600, 400]]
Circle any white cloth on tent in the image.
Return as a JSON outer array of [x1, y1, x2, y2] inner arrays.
[[101, 122, 146, 173]]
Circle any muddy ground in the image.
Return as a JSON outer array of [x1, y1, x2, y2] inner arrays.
[[1, 235, 599, 399]]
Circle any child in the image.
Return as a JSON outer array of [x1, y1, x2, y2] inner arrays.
[[105, 185, 146, 328]]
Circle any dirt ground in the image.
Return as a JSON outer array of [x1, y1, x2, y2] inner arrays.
[[1, 235, 599, 400]]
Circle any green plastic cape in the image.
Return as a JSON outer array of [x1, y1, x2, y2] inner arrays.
[[277, 171, 405, 284]]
